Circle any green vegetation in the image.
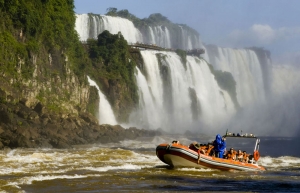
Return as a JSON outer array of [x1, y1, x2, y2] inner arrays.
[[105, 8, 199, 49], [156, 53, 173, 113], [86, 86, 99, 116], [189, 87, 201, 120], [0, 0, 92, 116], [106, 8, 171, 27], [106, 8, 147, 29], [175, 49, 187, 70], [86, 30, 138, 121], [208, 64, 239, 109], [0, 0, 89, 81]]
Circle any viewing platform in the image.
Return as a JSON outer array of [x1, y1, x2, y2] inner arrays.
[[187, 48, 205, 56], [129, 43, 165, 51], [81, 40, 205, 56]]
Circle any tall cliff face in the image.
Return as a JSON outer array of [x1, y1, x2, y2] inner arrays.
[[0, 0, 102, 148], [0, 0, 90, 116]]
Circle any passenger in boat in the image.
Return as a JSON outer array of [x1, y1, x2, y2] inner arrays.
[[243, 151, 249, 163], [226, 148, 236, 160], [237, 150, 243, 162], [199, 144, 207, 154], [189, 142, 200, 152], [206, 144, 214, 156], [213, 134, 226, 158]]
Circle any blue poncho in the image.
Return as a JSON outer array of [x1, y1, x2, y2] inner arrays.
[[213, 134, 226, 152]]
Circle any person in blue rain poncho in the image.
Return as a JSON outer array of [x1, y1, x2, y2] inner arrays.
[[213, 134, 226, 158]]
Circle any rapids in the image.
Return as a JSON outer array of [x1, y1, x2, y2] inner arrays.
[[0, 136, 299, 192]]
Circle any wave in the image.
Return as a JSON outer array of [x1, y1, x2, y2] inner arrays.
[[259, 156, 300, 169]]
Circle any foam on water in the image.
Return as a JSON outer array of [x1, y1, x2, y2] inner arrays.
[[178, 167, 215, 172], [6, 174, 99, 188], [84, 164, 142, 172], [1, 145, 299, 192], [259, 156, 300, 168]]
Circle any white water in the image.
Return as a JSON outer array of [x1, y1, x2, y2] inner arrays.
[[271, 65, 300, 96], [76, 13, 300, 136], [75, 14, 143, 43], [87, 76, 117, 125], [130, 50, 235, 132], [147, 26, 172, 48], [202, 46, 300, 136], [75, 14, 203, 50], [203, 47, 265, 106]]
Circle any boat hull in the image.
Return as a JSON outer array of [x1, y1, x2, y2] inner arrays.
[[156, 143, 266, 171]]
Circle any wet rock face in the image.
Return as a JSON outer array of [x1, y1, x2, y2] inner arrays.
[[0, 102, 160, 149]]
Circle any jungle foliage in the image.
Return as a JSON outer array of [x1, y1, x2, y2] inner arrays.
[[105, 8, 199, 43], [87, 30, 138, 106], [0, 0, 89, 81], [175, 49, 187, 70]]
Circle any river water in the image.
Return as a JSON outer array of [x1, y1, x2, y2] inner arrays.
[[0, 135, 299, 192]]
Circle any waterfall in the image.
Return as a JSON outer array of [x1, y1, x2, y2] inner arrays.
[[75, 14, 143, 43], [130, 50, 235, 132], [75, 14, 203, 50], [271, 65, 300, 96], [87, 76, 117, 125], [202, 46, 300, 136], [147, 26, 172, 48], [203, 46, 265, 106]]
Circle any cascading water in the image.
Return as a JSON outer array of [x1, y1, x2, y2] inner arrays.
[[203, 47, 265, 106], [75, 14, 203, 50], [147, 26, 172, 48], [202, 46, 300, 136], [77, 13, 300, 136], [87, 76, 117, 125], [130, 50, 235, 133], [75, 14, 143, 43]]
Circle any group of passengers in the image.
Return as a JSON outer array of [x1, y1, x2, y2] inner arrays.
[[191, 134, 250, 163], [223, 148, 249, 163]]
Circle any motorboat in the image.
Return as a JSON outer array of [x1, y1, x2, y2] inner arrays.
[[156, 133, 266, 171]]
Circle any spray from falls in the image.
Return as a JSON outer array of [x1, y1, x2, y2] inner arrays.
[[76, 13, 300, 136], [203, 46, 265, 106], [203, 46, 300, 136], [130, 50, 235, 133], [87, 76, 117, 125]]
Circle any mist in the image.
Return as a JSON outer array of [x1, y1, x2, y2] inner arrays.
[[225, 87, 300, 137], [75, 11, 300, 137]]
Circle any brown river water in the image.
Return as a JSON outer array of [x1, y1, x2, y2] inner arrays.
[[0, 136, 300, 192]]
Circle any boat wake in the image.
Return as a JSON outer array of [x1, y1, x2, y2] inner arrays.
[[259, 156, 300, 169]]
